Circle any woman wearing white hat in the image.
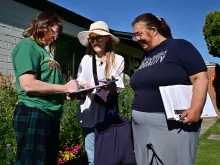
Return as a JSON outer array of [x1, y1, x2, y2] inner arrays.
[[76, 21, 125, 165]]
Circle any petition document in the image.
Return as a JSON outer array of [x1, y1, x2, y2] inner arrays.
[[159, 85, 217, 120]]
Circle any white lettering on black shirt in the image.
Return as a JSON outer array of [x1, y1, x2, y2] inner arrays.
[[138, 50, 167, 70]]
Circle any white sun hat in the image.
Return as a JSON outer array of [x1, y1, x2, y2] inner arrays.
[[77, 21, 120, 46]]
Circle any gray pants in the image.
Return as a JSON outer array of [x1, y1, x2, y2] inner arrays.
[[132, 110, 201, 165]]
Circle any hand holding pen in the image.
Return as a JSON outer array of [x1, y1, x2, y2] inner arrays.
[[179, 107, 202, 125]]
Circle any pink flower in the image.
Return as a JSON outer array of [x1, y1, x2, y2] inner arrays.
[[58, 158, 64, 164], [65, 146, 70, 151], [74, 144, 81, 151], [72, 148, 78, 154], [71, 144, 81, 154]]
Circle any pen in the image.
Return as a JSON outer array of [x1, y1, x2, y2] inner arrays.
[[178, 115, 186, 123], [178, 118, 185, 122]]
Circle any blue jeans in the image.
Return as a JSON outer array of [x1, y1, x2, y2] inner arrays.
[[82, 127, 95, 165]]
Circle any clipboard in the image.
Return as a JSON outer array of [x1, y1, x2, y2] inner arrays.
[[97, 79, 118, 84], [71, 84, 106, 94]]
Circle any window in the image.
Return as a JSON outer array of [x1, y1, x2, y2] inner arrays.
[[55, 34, 85, 81]]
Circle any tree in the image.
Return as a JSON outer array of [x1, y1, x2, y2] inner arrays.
[[203, 11, 220, 58]]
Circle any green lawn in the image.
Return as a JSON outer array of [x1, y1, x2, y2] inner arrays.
[[195, 119, 220, 165]]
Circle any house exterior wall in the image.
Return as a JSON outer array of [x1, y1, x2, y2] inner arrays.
[[0, 0, 86, 76], [0, 23, 23, 76], [207, 65, 217, 108]]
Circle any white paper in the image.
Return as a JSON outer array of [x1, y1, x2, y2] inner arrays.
[[159, 87, 174, 119], [159, 85, 217, 120]]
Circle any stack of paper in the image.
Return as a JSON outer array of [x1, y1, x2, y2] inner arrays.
[[159, 85, 218, 120]]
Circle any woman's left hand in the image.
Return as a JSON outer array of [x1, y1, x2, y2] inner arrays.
[[66, 93, 76, 100], [181, 71, 208, 125], [180, 108, 202, 125]]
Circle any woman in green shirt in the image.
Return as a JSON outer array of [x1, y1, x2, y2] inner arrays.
[[11, 12, 78, 165]]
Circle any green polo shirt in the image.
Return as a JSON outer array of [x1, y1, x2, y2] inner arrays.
[[11, 38, 64, 119]]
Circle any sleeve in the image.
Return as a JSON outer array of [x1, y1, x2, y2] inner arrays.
[[13, 42, 40, 78], [76, 56, 86, 85], [113, 56, 125, 92], [178, 40, 207, 76]]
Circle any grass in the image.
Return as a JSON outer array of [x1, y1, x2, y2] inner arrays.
[[195, 119, 220, 165]]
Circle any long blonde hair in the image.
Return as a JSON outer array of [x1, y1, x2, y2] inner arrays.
[[86, 37, 116, 78]]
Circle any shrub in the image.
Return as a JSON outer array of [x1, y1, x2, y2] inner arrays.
[[0, 73, 17, 165], [59, 73, 84, 151], [59, 99, 84, 149], [118, 74, 134, 118]]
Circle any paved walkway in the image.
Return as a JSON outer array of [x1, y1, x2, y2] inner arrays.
[[200, 118, 218, 136]]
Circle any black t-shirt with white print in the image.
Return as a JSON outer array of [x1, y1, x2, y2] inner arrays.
[[130, 39, 207, 113]]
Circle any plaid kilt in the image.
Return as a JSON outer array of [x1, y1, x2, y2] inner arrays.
[[13, 102, 60, 165]]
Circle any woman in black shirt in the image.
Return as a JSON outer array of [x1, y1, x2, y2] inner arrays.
[[130, 13, 208, 165]]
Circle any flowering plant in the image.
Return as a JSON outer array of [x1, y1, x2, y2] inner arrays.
[[0, 72, 17, 164], [57, 144, 81, 164]]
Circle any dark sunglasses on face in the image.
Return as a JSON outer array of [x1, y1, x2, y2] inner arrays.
[[88, 36, 104, 43]]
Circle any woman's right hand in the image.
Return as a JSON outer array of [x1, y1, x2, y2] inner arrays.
[[64, 80, 78, 93], [81, 84, 92, 89]]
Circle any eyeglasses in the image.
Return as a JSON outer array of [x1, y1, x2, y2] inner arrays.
[[51, 27, 58, 38], [88, 36, 104, 44], [132, 29, 148, 42], [132, 27, 155, 42]]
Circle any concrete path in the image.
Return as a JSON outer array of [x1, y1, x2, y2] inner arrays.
[[200, 118, 218, 136], [208, 134, 220, 140]]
